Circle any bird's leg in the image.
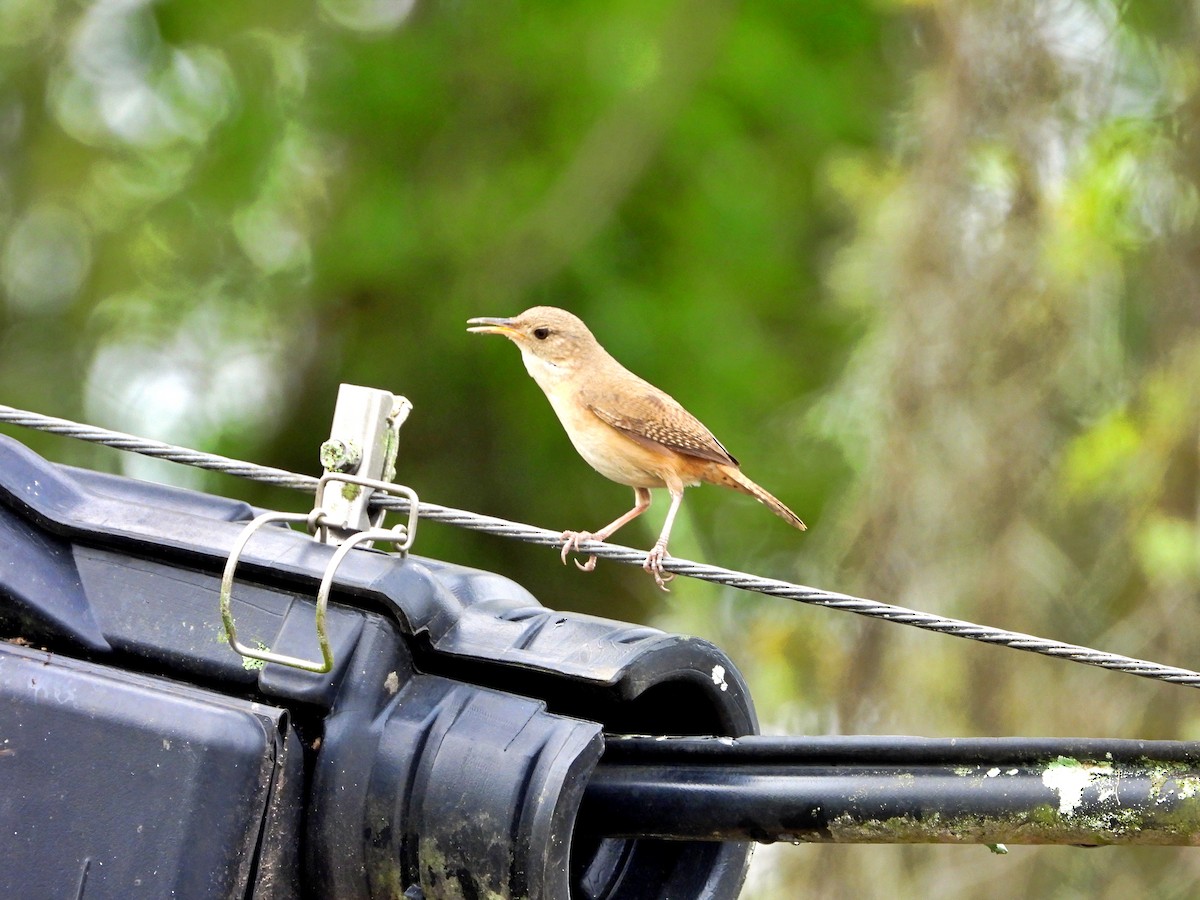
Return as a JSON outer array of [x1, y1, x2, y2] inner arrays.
[[562, 487, 652, 572], [645, 486, 685, 591]]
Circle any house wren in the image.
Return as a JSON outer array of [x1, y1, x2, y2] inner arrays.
[[468, 306, 805, 590]]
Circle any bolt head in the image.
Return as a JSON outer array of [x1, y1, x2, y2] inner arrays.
[[320, 438, 361, 473]]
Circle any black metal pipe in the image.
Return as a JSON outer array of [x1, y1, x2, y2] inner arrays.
[[580, 736, 1200, 846]]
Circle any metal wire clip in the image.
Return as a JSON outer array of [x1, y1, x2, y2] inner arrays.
[[218, 384, 418, 673]]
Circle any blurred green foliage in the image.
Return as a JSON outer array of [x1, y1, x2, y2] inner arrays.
[[3, 0, 1200, 895]]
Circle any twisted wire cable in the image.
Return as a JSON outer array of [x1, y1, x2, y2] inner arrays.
[[3, 403, 1198, 688]]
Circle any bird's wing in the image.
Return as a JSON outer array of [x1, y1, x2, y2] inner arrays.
[[583, 379, 739, 467]]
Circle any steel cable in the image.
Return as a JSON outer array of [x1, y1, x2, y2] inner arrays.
[[3, 403, 1198, 688]]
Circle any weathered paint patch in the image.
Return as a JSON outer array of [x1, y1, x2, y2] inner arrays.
[[711, 664, 729, 692], [1041, 756, 1113, 816]]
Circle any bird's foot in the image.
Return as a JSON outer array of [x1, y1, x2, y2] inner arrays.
[[644, 542, 675, 592], [561, 530, 599, 572]]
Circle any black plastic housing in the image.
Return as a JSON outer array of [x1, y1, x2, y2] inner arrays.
[[0, 435, 756, 899]]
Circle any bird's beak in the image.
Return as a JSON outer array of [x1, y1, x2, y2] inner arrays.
[[467, 316, 519, 338]]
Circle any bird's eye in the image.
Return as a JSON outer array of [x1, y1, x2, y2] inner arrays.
[[533, 327, 550, 340]]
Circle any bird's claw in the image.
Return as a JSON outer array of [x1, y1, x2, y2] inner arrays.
[[561, 531, 599, 572], [563, 531, 675, 591], [644, 543, 675, 592]]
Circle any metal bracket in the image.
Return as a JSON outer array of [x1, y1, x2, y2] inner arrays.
[[314, 471, 419, 550], [219, 384, 419, 673], [317, 384, 413, 544]]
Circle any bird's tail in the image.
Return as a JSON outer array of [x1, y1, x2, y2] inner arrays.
[[714, 464, 807, 531]]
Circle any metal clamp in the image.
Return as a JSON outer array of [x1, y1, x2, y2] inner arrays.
[[317, 386, 413, 543], [219, 383, 420, 674], [219, 511, 329, 672], [314, 471, 419, 550], [219, 502, 416, 673]]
